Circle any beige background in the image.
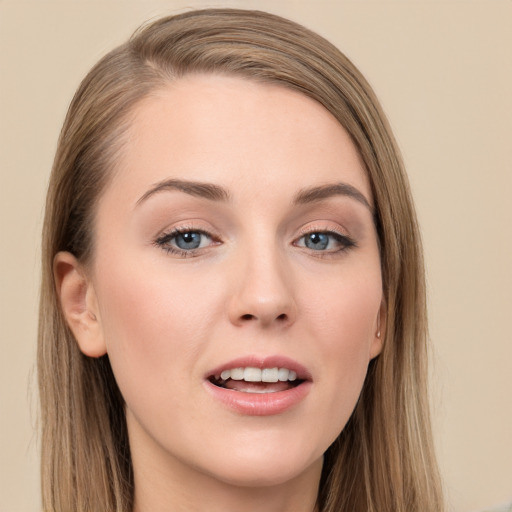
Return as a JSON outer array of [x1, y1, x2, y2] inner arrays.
[[1, 1, 511, 511]]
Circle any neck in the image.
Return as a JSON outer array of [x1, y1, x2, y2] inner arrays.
[[129, 424, 322, 512], [133, 466, 321, 512]]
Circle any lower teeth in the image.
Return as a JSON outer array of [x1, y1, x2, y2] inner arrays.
[[210, 377, 300, 392]]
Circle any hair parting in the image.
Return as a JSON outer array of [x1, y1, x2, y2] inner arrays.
[[39, 8, 444, 511]]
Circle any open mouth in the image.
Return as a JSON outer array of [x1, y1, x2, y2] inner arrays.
[[208, 366, 304, 394]]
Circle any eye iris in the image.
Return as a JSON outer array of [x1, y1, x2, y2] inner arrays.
[[305, 232, 329, 250], [175, 232, 202, 250]]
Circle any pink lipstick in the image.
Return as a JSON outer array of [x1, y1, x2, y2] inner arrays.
[[204, 355, 312, 416]]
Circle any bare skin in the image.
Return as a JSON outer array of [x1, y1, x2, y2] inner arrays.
[[56, 74, 383, 512]]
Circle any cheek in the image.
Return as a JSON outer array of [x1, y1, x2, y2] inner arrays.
[[93, 259, 222, 406], [303, 266, 381, 350], [302, 269, 381, 423]]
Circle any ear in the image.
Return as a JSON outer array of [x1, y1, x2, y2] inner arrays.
[[54, 251, 107, 358], [369, 300, 386, 359]]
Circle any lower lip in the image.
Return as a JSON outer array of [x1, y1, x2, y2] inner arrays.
[[204, 380, 312, 416]]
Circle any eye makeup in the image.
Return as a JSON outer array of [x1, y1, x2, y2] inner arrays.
[[293, 227, 356, 256], [154, 225, 221, 257]]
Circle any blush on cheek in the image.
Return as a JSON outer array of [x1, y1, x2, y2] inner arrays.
[[95, 262, 215, 386], [309, 281, 380, 415], [311, 281, 380, 340]]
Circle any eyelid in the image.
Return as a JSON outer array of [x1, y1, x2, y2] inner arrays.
[[153, 224, 221, 257], [295, 223, 348, 238], [293, 224, 357, 254], [152, 220, 356, 258], [294, 221, 352, 242]]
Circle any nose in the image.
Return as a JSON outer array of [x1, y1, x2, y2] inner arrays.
[[227, 245, 297, 328]]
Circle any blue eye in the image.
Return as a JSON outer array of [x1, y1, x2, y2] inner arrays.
[[296, 231, 355, 253], [174, 231, 204, 250], [155, 229, 214, 255], [304, 232, 330, 250]]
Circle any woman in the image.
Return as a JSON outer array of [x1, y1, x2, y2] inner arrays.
[[38, 8, 444, 511]]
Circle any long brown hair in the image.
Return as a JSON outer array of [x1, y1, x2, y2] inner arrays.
[[39, 8, 444, 511]]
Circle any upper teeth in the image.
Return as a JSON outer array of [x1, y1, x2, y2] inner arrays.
[[219, 367, 297, 383]]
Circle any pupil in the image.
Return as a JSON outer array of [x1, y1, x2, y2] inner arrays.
[[176, 232, 201, 250], [305, 233, 328, 250]]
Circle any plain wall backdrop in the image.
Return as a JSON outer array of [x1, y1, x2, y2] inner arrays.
[[1, 1, 510, 511]]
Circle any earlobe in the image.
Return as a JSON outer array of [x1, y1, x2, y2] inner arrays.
[[54, 251, 107, 358], [370, 301, 386, 359]]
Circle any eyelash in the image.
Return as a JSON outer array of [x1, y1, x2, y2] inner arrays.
[[154, 227, 217, 258], [154, 226, 356, 258], [293, 227, 356, 257]]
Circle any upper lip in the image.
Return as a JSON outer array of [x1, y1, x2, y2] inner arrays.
[[206, 355, 312, 381]]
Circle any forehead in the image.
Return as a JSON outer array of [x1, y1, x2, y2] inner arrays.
[[109, 74, 371, 205]]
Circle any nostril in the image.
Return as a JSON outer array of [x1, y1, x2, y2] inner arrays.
[[239, 313, 288, 322]]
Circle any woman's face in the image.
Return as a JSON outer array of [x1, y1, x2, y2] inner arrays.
[[85, 75, 383, 487]]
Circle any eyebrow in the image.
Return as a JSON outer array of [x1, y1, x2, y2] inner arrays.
[[293, 182, 373, 211], [136, 178, 231, 205], [136, 178, 372, 212]]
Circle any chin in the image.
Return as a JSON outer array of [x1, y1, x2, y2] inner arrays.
[[209, 466, 317, 489], [197, 444, 323, 488]]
